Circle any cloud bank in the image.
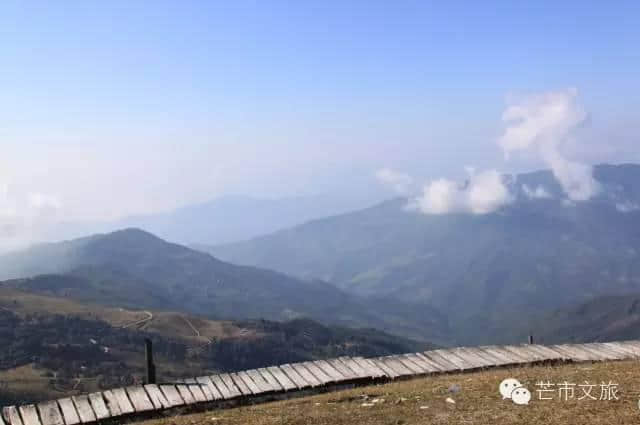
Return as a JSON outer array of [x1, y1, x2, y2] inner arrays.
[[498, 88, 599, 201], [415, 169, 512, 214], [396, 88, 601, 216]]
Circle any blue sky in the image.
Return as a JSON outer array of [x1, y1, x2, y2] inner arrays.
[[1, 1, 639, 222]]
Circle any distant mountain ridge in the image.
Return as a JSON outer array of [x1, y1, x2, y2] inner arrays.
[[202, 163, 640, 344], [0, 229, 448, 343], [41, 194, 380, 247]]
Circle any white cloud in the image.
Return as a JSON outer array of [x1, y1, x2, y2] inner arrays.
[[522, 184, 551, 199], [415, 169, 512, 214], [498, 88, 599, 201], [376, 167, 414, 195]]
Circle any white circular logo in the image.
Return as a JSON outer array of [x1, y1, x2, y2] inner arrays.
[[499, 378, 522, 399]]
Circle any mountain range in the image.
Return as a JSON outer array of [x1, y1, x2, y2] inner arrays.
[[3, 163, 640, 346], [202, 163, 640, 344], [0, 229, 448, 343], [40, 194, 379, 247]]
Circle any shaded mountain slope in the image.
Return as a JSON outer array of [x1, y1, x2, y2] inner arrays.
[[0, 229, 448, 343], [204, 164, 640, 343]]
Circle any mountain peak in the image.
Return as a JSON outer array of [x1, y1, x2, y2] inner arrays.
[[98, 227, 165, 243]]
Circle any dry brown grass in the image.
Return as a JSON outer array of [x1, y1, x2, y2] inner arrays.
[[138, 360, 640, 425], [0, 288, 239, 343]]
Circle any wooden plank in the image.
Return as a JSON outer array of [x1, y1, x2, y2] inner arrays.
[[574, 344, 613, 360], [350, 357, 384, 378], [368, 358, 399, 378], [101, 391, 123, 417], [574, 344, 617, 361], [184, 378, 208, 403], [210, 375, 234, 399], [125, 386, 154, 412], [463, 347, 504, 365], [88, 393, 109, 420], [72, 395, 97, 423], [36, 401, 64, 425], [279, 364, 311, 389], [327, 359, 358, 380], [302, 361, 333, 384], [229, 373, 253, 395], [617, 341, 640, 355], [176, 382, 197, 405], [473, 347, 513, 366], [159, 385, 184, 407], [258, 368, 285, 391], [612, 341, 640, 357], [186, 378, 213, 402], [415, 353, 453, 372], [387, 356, 418, 375], [394, 355, 427, 374], [290, 363, 322, 387], [451, 348, 489, 368], [583, 343, 627, 360], [246, 369, 275, 393], [526, 344, 568, 360], [500, 346, 540, 363], [111, 388, 134, 414], [236, 371, 263, 394], [409, 353, 443, 372], [604, 342, 640, 358], [401, 354, 435, 373], [3, 407, 23, 425], [314, 360, 345, 382], [433, 349, 475, 369], [483, 346, 528, 364], [552, 345, 593, 361], [267, 366, 297, 391], [197, 376, 222, 400], [379, 357, 413, 377], [144, 385, 171, 409], [510, 346, 549, 362], [338, 357, 369, 378], [56, 399, 80, 425], [422, 351, 462, 370], [431, 349, 471, 369], [18, 405, 40, 425], [220, 374, 242, 398]]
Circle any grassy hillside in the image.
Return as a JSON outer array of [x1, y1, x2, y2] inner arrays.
[[0, 229, 449, 343], [136, 360, 640, 425], [0, 288, 430, 406]]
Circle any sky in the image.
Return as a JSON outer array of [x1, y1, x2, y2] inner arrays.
[[1, 1, 639, 237]]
